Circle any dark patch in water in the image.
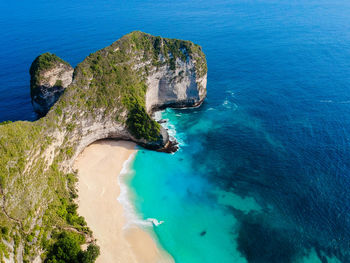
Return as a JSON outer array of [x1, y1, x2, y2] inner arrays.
[[200, 230, 206, 236], [187, 123, 350, 262], [236, 214, 299, 263]]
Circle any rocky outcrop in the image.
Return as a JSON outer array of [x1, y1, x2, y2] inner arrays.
[[0, 31, 207, 262], [30, 53, 73, 116], [146, 57, 207, 112], [28, 32, 207, 152]]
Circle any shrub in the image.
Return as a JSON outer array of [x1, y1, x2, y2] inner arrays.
[[55, 80, 63, 87], [0, 120, 12, 125], [77, 244, 100, 263], [1, 227, 8, 236], [45, 232, 81, 263], [126, 103, 160, 141], [55, 107, 62, 116], [45, 232, 99, 263]]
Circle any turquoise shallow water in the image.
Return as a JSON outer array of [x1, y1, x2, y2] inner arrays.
[[126, 109, 248, 263]]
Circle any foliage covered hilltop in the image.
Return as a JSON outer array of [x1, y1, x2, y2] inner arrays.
[[0, 31, 207, 262]]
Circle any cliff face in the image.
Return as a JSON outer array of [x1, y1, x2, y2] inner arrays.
[[30, 53, 73, 116], [0, 31, 207, 262], [145, 48, 207, 112]]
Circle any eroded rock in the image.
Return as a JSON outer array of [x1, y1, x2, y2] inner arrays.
[[29, 53, 73, 116]]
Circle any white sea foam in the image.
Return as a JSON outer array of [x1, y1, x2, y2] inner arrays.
[[319, 99, 350, 104], [117, 152, 153, 229], [153, 109, 187, 146], [153, 110, 163, 121], [167, 122, 186, 146], [146, 218, 165, 226], [226, 90, 235, 98], [222, 99, 238, 111], [117, 153, 167, 230], [222, 99, 230, 107]]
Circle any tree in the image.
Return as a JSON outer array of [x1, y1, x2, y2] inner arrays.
[[78, 244, 100, 263], [45, 232, 99, 263], [45, 232, 80, 263]]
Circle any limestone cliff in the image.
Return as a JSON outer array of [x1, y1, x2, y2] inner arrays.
[[0, 31, 207, 262], [30, 53, 73, 116], [145, 45, 207, 112]]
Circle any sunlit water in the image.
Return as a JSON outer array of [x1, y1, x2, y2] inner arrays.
[[2, 0, 350, 262]]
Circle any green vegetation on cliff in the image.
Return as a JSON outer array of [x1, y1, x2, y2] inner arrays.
[[29, 53, 71, 97], [66, 31, 206, 140], [0, 31, 207, 262], [0, 120, 92, 262], [45, 232, 99, 263], [30, 53, 70, 78]]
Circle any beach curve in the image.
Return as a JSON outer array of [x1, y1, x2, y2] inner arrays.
[[74, 140, 174, 263]]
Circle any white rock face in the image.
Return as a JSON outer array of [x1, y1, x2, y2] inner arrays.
[[41, 63, 73, 88], [146, 58, 207, 112], [31, 62, 73, 116]]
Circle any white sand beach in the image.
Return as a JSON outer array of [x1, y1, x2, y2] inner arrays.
[[74, 140, 173, 263]]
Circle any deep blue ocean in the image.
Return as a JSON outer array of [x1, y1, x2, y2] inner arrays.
[[2, 0, 350, 262]]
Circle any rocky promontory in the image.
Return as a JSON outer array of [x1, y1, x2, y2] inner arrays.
[[0, 31, 207, 262], [30, 53, 73, 116]]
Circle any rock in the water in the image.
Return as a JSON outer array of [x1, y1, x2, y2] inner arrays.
[[29, 52, 73, 116]]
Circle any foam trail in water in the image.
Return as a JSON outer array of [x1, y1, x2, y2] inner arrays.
[[146, 218, 165, 226], [319, 99, 350, 104], [222, 98, 238, 111], [117, 152, 153, 229], [226, 90, 235, 98], [154, 109, 187, 146], [153, 110, 163, 120]]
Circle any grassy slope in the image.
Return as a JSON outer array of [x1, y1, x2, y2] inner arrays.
[[0, 31, 207, 262]]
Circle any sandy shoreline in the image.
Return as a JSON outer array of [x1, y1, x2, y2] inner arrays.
[[74, 140, 173, 263]]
